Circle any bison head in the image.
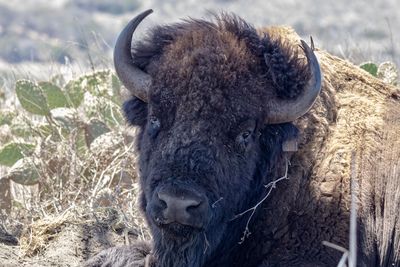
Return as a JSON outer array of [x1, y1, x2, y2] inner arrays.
[[115, 9, 321, 267]]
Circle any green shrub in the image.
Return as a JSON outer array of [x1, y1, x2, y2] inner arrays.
[[0, 69, 137, 213], [360, 61, 398, 85]]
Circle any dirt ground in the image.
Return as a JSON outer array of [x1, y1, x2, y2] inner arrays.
[[0, 222, 144, 267]]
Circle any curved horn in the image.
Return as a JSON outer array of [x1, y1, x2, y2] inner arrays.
[[113, 9, 153, 102], [265, 38, 322, 124]]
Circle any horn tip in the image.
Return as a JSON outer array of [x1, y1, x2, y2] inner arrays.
[[309, 36, 315, 50], [145, 9, 154, 15]]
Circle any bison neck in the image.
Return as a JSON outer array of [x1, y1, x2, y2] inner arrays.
[[205, 154, 295, 267], [204, 158, 349, 266]]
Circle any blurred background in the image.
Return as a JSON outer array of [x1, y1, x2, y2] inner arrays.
[[0, 0, 399, 91]]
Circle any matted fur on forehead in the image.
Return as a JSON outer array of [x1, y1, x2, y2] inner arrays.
[[162, 28, 255, 77], [131, 13, 263, 72]]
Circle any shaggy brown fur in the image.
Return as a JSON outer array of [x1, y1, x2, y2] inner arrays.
[[257, 26, 400, 266], [85, 14, 400, 267]]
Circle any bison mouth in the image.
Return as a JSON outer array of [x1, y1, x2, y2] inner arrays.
[[156, 221, 203, 239]]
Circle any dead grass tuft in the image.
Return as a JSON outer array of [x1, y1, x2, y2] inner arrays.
[[19, 209, 74, 257]]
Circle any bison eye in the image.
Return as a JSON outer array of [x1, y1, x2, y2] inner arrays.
[[241, 131, 251, 140], [148, 116, 161, 138], [237, 130, 253, 149]]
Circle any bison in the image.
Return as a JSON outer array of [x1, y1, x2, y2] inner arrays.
[[85, 9, 400, 267]]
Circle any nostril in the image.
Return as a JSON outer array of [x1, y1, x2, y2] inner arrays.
[[180, 198, 201, 210], [157, 192, 170, 209], [185, 201, 202, 212], [157, 193, 167, 208]]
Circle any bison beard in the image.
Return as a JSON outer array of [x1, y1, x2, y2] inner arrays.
[[153, 231, 206, 267]]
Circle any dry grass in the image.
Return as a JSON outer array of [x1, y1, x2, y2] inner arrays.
[[0, 66, 149, 261], [19, 208, 73, 257], [11, 130, 146, 238]]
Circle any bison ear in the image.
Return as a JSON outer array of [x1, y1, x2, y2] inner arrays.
[[123, 97, 148, 127], [260, 123, 299, 157], [261, 34, 311, 100]]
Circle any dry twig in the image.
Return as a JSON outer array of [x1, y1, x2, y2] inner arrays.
[[231, 158, 290, 244]]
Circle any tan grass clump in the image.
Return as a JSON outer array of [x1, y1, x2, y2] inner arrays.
[[19, 210, 74, 257]]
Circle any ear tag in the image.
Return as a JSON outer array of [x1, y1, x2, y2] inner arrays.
[[282, 139, 298, 152]]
